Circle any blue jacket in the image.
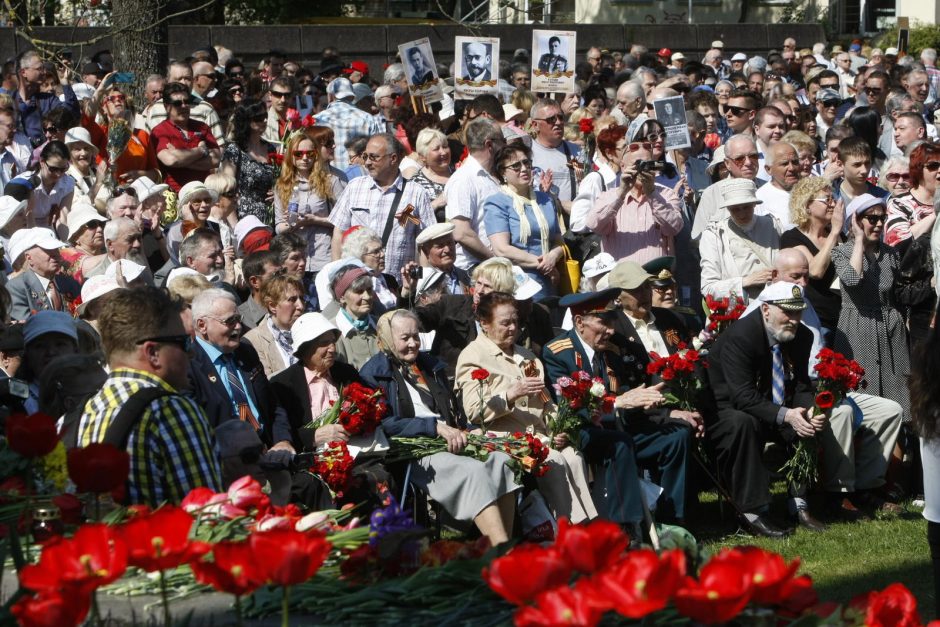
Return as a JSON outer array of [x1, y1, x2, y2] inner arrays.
[[359, 351, 466, 438], [14, 85, 79, 146]]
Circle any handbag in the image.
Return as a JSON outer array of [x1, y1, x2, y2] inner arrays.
[[555, 242, 580, 295]]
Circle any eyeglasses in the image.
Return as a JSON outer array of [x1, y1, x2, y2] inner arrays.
[[886, 172, 911, 182], [44, 163, 67, 175], [727, 152, 759, 166], [228, 70, 244, 77], [136, 334, 193, 351], [819, 82, 840, 90], [168, 98, 192, 107], [624, 142, 652, 154], [535, 114, 564, 125], [504, 158, 533, 172], [42, 125, 57, 134], [114, 186, 137, 197], [221, 190, 238, 199], [207, 314, 242, 327], [189, 196, 213, 205], [106, 94, 125, 103], [864, 86, 883, 95], [820, 99, 840, 108], [726, 105, 753, 117], [362, 247, 384, 257], [293, 150, 315, 159], [640, 132, 665, 142], [231, 87, 245, 95], [862, 213, 886, 224], [363, 152, 388, 162], [270, 90, 292, 99], [925, 161, 940, 172]]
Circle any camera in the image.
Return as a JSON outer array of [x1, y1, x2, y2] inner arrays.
[[635, 160, 667, 173], [408, 265, 423, 280]]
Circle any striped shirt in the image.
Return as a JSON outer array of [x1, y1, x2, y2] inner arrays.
[[585, 183, 684, 265], [78, 368, 222, 507]]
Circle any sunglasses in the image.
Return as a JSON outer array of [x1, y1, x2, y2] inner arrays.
[[504, 158, 533, 172], [207, 314, 242, 327], [625, 141, 653, 153], [107, 94, 126, 103], [727, 152, 759, 166], [251, 114, 266, 122], [535, 114, 564, 125], [136, 334, 193, 351], [886, 172, 911, 182], [43, 125, 57, 134], [820, 99, 840, 108], [861, 213, 886, 224], [231, 87, 245, 95], [293, 149, 316, 159], [221, 190, 238, 199], [168, 98, 192, 107], [812, 197, 834, 205], [114, 186, 137, 197], [363, 153, 388, 162], [640, 132, 665, 142], [864, 86, 883, 94], [45, 163, 67, 174], [270, 90, 292, 99], [228, 71, 244, 77], [925, 161, 940, 172], [726, 105, 753, 117]]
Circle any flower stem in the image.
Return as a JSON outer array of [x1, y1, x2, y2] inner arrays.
[[93, 493, 101, 522], [234, 594, 244, 627], [159, 569, 171, 627], [91, 591, 102, 627], [281, 585, 291, 627]]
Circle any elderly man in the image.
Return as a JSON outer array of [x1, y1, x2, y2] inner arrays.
[[314, 78, 383, 170], [833, 51, 856, 98], [700, 179, 779, 302], [530, 98, 581, 209], [615, 80, 647, 125], [78, 287, 222, 506], [154, 227, 226, 288], [587, 145, 683, 264], [189, 288, 292, 453], [692, 135, 765, 240], [152, 82, 221, 192], [329, 133, 434, 276], [191, 61, 217, 102], [755, 142, 801, 228], [14, 50, 79, 146], [373, 85, 396, 134], [6, 227, 79, 320], [416, 223, 470, 294], [85, 216, 146, 279]]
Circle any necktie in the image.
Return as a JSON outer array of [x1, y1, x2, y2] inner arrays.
[[224, 356, 261, 430], [591, 352, 606, 383], [47, 280, 62, 311], [771, 344, 785, 405]]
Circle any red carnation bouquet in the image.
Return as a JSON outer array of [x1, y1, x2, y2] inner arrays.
[[548, 371, 616, 450], [645, 343, 705, 411], [312, 441, 355, 498], [309, 382, 387, 437], [781, 348, 865, 486], [701, 294, 747, 342]]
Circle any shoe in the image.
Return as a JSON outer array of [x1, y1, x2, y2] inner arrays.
[[824, 496, 869, 522], [794, 508, 827, 532], [740, 514, 791, 538], [852, 491, 902, 516]]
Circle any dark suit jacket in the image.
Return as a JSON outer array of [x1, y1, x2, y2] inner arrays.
[[462, 69, 492, 82], [6, 270, 81, 321], [706, 308, 814, 425], [541, 329, 625, 397], [610, 307, 690, 391], [269, 361, 362, 452], [188, 340, 290, 447]]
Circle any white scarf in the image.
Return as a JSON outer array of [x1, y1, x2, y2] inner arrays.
[[500, 184, 550, 255]]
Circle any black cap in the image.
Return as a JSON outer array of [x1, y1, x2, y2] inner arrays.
[[81, 62, 103, 76], [559, 288, 621, 317]]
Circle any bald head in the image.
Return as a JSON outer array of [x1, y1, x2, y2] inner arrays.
[[773, 248, 809, 286]]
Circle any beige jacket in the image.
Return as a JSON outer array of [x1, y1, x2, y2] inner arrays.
[[243, 316, 288, 379]]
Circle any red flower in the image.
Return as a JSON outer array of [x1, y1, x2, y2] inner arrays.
[[67, 442, 130, 494], [778, 574, 818, 617], [514, 581, 604, 627], [589, 549, 686, 618], [52, 493, 83, 525], [483, 544, 572, 606], [11, 588, 90, 627], [250, 528, 331, 586], [191, 540, 263, 596], [852, 583, 920, 627], [120, 506, 208, 572], [22, 523, 127, 596], [578, 118, 595, 134], [181, 487, 218, 513], [555, 517, 628, 573], [5, 412, 59, 458], [312, 441, 355, 497], [471, 368, 491, 381], [815, 391, 835, 410], [674, 552, 752, 624], [728, 546, 800, 605], [227, 475, 265, 511]]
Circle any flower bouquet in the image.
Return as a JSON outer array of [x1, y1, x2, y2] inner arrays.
[[306, 382, 389, 456], [645, 344, 706, 411], [699, 293, 747, 347], [780, 348, 865, 486], [547, 371, 615, 450], [105, 117, 132, 191]]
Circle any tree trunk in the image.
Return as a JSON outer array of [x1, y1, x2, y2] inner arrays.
[[110, 0, 166, 103]]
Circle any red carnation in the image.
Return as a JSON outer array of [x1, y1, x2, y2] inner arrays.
[[579, 118, 595, 134], [6, 412, 59, 458], [471, 368, 491, 381]]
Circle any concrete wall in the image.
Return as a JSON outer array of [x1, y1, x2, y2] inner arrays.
[[896, 0, 940, 28]]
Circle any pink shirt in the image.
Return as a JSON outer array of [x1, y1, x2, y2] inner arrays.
[[585, 183, 684, 264], [305, 367, 339, 421]]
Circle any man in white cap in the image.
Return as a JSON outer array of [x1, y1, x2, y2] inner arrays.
[[669, 52, 685, 71], [6, 227, 79, 321], [313, 77, 383, 170], [730, 53, 748, 74], [129, 175, 170, 269], [415, 222, 470, 295]]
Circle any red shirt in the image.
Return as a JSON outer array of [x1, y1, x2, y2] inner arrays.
[[151, 119, 218, 191]]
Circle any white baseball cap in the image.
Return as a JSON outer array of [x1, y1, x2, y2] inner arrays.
[[8, 227, 67, 265], [582, 252, 615, 279], [0, 196, 27, 231], [130, 176, 169, 203]]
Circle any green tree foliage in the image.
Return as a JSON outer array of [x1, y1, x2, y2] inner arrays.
[[878, 21, 940, 56]]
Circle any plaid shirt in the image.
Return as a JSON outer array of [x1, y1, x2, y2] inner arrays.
[[329, 174, 435, 274], [314, 101, 383, 170], [79, 368, 222, 507]]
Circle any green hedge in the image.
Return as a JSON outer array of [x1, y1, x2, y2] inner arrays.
[[876, 22, 940, 56]]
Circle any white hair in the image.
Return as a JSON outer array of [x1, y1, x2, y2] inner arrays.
[[812, 43, 826, 55], [191, 288, 237, 322], [383, 63, 405, 84], [341, 226, 381, 260], [103, 216, 137, 243], [414, 128, 447, 158], [923, 49, 938, 64]]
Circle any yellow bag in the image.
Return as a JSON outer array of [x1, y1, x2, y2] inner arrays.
[[556, 243, 580, 295]]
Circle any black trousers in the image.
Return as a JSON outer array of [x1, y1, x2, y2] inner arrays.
[[706, 408, 774, 513]]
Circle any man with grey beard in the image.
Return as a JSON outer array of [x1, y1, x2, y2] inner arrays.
[[85, 217, 150, 281]]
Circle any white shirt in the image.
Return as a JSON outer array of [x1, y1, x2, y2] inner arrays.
[[531, 139, 581, 203], [570, 162, 619, 233], [627, 312, 670, 357], [755, 183, 793, 231], [443, 154, 501, 271]]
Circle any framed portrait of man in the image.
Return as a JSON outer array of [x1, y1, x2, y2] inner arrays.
[[455, 36, 500, 100], [652, 95, 691, 150], [397, 37, 443, 104], [531, 30, 576, 93]]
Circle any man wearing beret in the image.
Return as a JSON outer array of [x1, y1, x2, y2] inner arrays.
[[542, 289, 691, 527]]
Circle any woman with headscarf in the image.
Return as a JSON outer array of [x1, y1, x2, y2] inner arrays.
[[454, 291, 597, 523], [360, 309, 519, 545], [327, 264, 378, 369], [165, 181, 221, 263]]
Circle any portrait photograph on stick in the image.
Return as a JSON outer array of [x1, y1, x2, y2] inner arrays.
[[455, 36, 500, 100], [398, 37, 444, 104], [531, 29, 576, 93]]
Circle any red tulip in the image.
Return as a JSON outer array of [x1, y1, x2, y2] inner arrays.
[[227, 475, 265, 510], [483, 544, 573, 606], [191, 540, 263, 597], [727, 546, 800, 605], [67, 442, 130, 494], [674, 554, 752, 624], [5, 412, 58, 458], [514, 581, 604, 627], [120, 506, 208, 572], [777, 575, 819, 617], [10, 588, 90, 627], [555, 517, 628, 573], [181, 487, 218, 513], [589, 549, 686, 618], [853, 583, 920, 627], [250, 528, 331, 586], [21, 523, 127, 596]]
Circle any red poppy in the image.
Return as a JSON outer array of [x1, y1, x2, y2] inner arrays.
[[10, 588, 90, 627], [590, 549, 686, 618], [120, 506, 209, 572], [471, 368, 491, 381], [555, 517, 628, 573], [514, 581, 604, 627], [67, 442, 130, 494], [815, 391, 835, 410], [191, 540, 263, 597], [674, 554, 752, 624], [852, 583, 920, 627], [729, 546, 800, 605], [250, 528, 331, 586], [5, 412, 59, 458], [483, 544, 572, 606]]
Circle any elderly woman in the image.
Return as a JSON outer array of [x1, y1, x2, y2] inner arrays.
[[61, 202, 107, 283], [408, 128, 451, 222], [274, 129, 345, 283], [338, 227, 402, 312], [781, 176, 844, 333], [65, 127, 108, 208], [484, 143, 562, 299], [165, 181, 221, 262], [221, 99, 277, 224], [244, 273, 305, 378], [327, 264, 378, 369], [885, 142, 940, 247], [455, 292, 596, 523], [714, 80, 734, 117], [832, 194, 911, 419], [205, 172, 239, 249], [361, 309, 519, 545], [878, 156, 912, 197]]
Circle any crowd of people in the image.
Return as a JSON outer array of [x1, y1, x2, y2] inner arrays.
[[4, 36, 940, 553]]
